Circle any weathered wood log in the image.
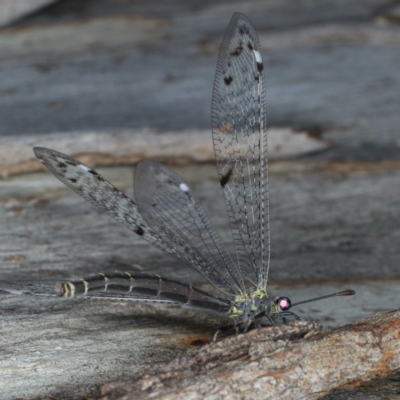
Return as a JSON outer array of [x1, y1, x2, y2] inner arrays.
[[1, 1, 400, 398], [319, 372, 400, 400], [85, 310, 400, 400], [0, 138, 399, 399], [0, 0, 399, 165], [0, 129, 327, 178]]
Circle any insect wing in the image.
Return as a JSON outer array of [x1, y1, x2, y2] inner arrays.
[[211, 13, 270, 289], [34, 147, 199, 262], [134, 160, 245, 295]]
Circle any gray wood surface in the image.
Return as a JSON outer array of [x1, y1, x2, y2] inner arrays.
[[0, 161, 399, 399], [0, 1, 399, 399], [0, 0, 57, 27], [0, 0, 399, 162], [0, 128, 328, 178]]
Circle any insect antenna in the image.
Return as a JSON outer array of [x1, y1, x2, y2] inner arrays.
[[291, 290, 355, 308]]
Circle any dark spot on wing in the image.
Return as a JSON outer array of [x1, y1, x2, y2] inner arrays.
[[220, 167, 233, 187], [257, 62, 264, 73], [69, 178, 77, 183], [135, 227, 144, 236], [239, 24, 250, 36], [65, 161, 75, 166], [224, 76, 233, 85], [247, 42, 253, 51], [57, 162, 67, 168], [230, 43, 243, 57], [88, 169, 104, 181]]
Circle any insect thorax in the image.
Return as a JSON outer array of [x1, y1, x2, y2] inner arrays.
[[228, 289, 277, 325]]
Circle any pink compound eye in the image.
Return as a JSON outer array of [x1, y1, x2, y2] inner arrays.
[[277, 297, 292, 311]]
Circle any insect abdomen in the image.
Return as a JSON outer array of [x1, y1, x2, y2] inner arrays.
[[59, 272, 231, 312]]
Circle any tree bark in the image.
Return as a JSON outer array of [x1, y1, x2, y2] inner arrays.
[[87, 310, 400, 400]]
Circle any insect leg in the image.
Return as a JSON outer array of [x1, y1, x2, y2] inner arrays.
[[272, 311, 300, 320]]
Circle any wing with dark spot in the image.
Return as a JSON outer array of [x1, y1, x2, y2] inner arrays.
[[224, 76, 233, 85], [33, 148, 242, 296], [134, 161, 244, 295], [34, 147, 157, 239], [211, 13, 270, 289], [33, 148, 215, 276], [220, 166, 233, 187]]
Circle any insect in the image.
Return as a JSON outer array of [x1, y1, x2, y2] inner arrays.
[[2, 13, 354, 337]]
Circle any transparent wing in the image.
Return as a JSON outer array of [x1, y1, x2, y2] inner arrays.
[[134, 161, 245, 295], [33, 148, 214, 286], [34, 148, 242, 296], [34, 147, 164, 243], [211, 13, 270, 289]]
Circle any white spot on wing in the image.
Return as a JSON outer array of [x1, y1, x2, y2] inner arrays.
[[179, 183, 189, 192], [78, 164, 91, 172], [253, 50, 262, 63]]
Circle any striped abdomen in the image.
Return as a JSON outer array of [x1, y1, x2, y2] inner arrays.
[[60, 272, 231, 313]]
